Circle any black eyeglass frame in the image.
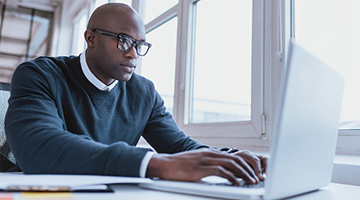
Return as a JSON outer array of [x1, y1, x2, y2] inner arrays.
[[93, 28, 152, 56]]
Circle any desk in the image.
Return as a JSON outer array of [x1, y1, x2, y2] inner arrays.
[[2, 183, 359, 200]]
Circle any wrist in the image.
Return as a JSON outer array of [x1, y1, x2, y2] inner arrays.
[[145, 154, 168, 178]]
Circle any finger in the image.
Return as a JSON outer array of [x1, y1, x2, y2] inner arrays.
[[236, 151, 264, 181], [199, 150, 259, 183], [212, 151, 260, 183], [252, 153, 268, 175], [202, 156, 258, 184], [203, 165, 240, 185], [231, 156, 259, 183], [259, 155, 268, 175]]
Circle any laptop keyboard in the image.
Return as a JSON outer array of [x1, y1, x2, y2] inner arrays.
[[199, 176, 265, 189], [210, 180, 265, 189], [238, 180, 265, 188]]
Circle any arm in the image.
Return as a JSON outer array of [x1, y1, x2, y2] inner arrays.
[[5, 60, 149, 176], [140, 82, 267, 184], [146, 149, 267, 185]]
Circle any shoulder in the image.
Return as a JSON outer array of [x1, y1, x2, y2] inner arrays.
[[14, 55, 79, 81], [16, 56, 79, 73], [12, 56, 80, 92]]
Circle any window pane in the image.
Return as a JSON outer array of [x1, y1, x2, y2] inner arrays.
[[295, 0, 360, 129], [0, 7, 32, 56], [141, 18, 178, 114], [191, 0, 252, 123], [144, 0, 178, 24], [0, 6, 53, 83]]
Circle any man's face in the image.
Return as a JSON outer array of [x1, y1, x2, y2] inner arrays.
[[89, 13, 146, 84]]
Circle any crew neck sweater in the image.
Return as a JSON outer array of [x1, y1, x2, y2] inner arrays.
[[5, 55, 207, 176]]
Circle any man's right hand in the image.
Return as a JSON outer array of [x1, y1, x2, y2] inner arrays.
[[146, 149, 266, 185]]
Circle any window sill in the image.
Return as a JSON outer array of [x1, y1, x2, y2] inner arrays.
[[251, 151, 360, 186], [332, 154, 360, 186]]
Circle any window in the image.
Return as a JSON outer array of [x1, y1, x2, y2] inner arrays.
[[84, 1, 264, 143], [141, 17, 178, 114], [144, 0, 178, 24], [190, 0, 252, 123], [294, 0, 360, 130], [136, 0, 266, 146], [0, 4, 53, 83]]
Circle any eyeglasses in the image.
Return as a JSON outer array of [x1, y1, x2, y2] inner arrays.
[[93, 29, 152, 56]]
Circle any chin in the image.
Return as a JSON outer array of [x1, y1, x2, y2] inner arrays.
[[118, 73, 133, 82]]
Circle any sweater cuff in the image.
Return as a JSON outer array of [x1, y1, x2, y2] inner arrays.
[[139, 151, 155, 178]]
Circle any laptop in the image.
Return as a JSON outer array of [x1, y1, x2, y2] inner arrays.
[[139, 39, 345, 200]]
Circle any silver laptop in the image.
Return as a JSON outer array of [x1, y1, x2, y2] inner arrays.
[[139, 39, 345, 200]]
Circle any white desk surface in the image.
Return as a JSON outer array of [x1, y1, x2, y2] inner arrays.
[[2, 183, 359, 200]]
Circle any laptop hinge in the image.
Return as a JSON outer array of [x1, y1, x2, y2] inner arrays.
[[261, 114, 267, 140]]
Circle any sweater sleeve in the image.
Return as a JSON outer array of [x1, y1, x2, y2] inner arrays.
[[142, 81, 209, 153], [5, 60, 150, 176]]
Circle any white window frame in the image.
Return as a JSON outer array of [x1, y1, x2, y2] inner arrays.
[[178, 0, 266, 149], [133, 0, 270, 150]]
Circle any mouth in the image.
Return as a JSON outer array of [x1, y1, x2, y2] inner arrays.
[[121, 63, 136, 73]]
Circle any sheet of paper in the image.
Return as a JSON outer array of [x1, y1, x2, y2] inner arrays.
[[0, 173, 153, 191]]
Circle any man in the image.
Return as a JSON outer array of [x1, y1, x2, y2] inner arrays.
[[5, 3, 266, 185]]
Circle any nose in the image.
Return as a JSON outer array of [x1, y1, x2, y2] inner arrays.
[[124, 46, 138, 59]]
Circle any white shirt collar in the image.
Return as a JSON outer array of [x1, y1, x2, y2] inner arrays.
[[80, 52, 118, 91]]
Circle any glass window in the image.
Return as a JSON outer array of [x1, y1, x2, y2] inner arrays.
[[0, 7, 32, 56], [0, 6, 53, 83], [140, 17, 178, 114], [144, 0, 178, 24], [294, 0, 360, 129], [190, 0, 252, 123]]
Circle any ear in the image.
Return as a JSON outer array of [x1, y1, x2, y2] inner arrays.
[[84, 30, 95, 47]]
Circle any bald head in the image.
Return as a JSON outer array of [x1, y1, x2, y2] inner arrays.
[[87, 3, 145, 39], [83, 3, 146, 84]]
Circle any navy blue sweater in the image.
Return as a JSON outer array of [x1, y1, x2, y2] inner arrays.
[[5, 55, 207, 176]]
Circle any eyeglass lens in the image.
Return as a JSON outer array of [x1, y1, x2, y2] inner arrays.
[[118, 35, 150, 56]]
